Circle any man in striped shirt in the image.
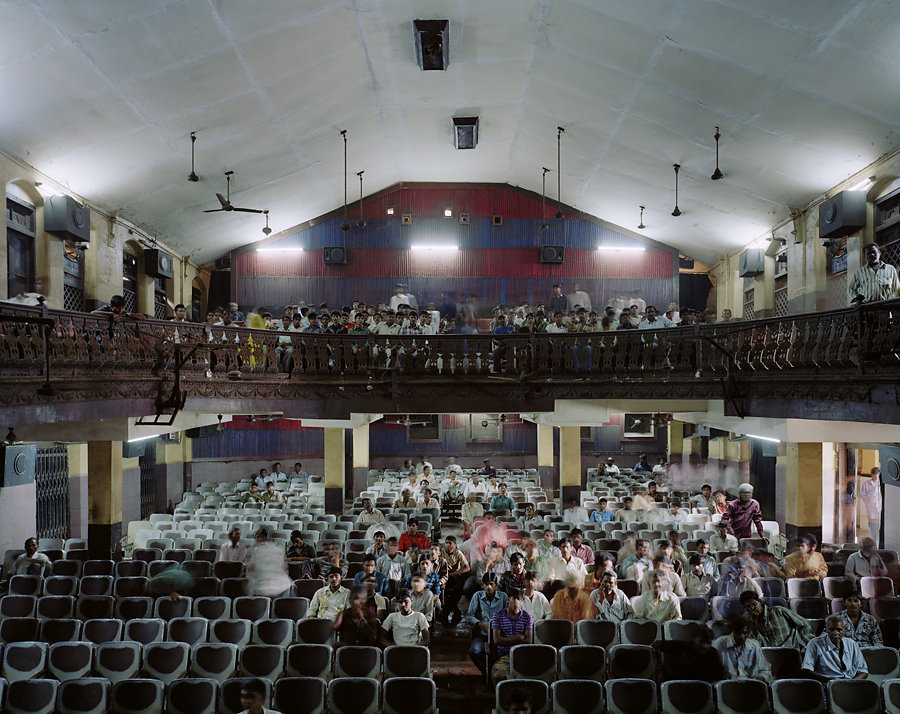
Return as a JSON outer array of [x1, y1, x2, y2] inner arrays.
[[490, 587, 534, 681], [848, 243, 900, 304]]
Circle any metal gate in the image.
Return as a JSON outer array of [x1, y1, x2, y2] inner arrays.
[[138, 443, 157, 519], [35, 446, 70, 541]]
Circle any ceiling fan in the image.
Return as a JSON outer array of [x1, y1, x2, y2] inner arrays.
[[203, 171, 264, 214], [396, 415, 429, 426]]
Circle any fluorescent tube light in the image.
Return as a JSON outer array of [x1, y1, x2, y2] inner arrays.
[[256, 247, 303, 253], [746, 433, 780, 443], [411, 245, 458, 251], [597, 246, 645, 252], [127, 434, 158, 443]]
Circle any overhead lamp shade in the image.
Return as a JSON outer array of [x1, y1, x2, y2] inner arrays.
[[453, 116, 478, 149]]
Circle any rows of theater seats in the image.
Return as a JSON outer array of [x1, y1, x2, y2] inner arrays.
[[495, 676, 900, 714]]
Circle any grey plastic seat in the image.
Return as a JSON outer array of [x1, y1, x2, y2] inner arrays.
[[661, 680, 714, 714], [2, 641, 48, 681], [114, 577, 149, 599], [5, 678, 58, 714], [0, 617, 40, 644], [56, 677, 108, 714], [209, 618, 252, 647], [861, 646, 900, 684], [75, 596, 114, 621], [884, 679, 900, 714], [181, 561, 212, 579], [166, 677, 218, 714], [786, 577, 822, 599], [533, 619, 575, 648], [232, 595, 271, 622], [36, 594, 75, 620], [81, 561, 113, 577], [382, 677, 437, 714], [193, 596, 230, 620], [167, 617, 209, 646], [8, 575, 42, 596], [664, 620, 711, 642], [509, 643, 557, 683], [124, 617, 164, 645], [558, 645, 604, 681], [715, 679, 770, 714], [213, 561, 245, 580], [81, 618, 122, 645], [114, 561, 147, 578], [296, 617, 335, 645], [52, 561, 82, 578], [605, 678, 657, 714], [95, 641, 142, 683], [272, 596, 310, 621], [78, 576, 113, 597], [116, 597, 154, 621], [607, 644, 656, 680], [40, 617, 82, 644], [334, 645, 382, 679], [496, 678, 550, 714], [274, 677, 327, 714], [110, 678, 163, 714], [327, 677, 380, 714], [252, 618, 294, 648], [826, 678, 880, 714], [287, 643, 332, 679], [153, 596, 192, 621], [142, 641, 189, 684], [552, 679, 603, 714], [383, 644, 430, 679], [679, 596, 710, 621], [0, 595, 37, 619], [771, 679, 825, 714], [619, 619, 661, 645], [576, 619, 617, 647], [762, 646, 803, 679], [219, 578, 250, 599], [147, 560, 179, 578], [48, 641, 93, 681], [190, 642, 238, 683], [239, 643, 284, 679]]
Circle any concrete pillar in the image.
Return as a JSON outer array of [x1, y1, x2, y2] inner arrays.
[[352, 423, 370, 499], [87, 441, 123, 560], [67, 444, 89, 539], [559, 426, 582, 507], [782, 442, 824, 543], [667, 421, 685, 466], [156, 438, 191, 515], [324, 428, 345, 515], [537, 424, 554, 491]]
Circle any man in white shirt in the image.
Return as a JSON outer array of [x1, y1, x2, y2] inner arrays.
[[522, 571, 552, 621], [546, 312, 568, 333], [308, 568, 350, 620], [639, 556, 686, 597], [9, 537, 51, 576], [462, 494, 485, 524], [357, 498, 386, 524], [550, 539, 588, 582], [710, 522, 739, 554], [415, 455, 433, 475], [371, 312, 401, 335], [388, 284, 417, 312], [219, 528, 250, 563], [380, 588, 430, 645], [464, 474, 488, 498], [563, 498, 590, 526], [591, 570, 634, 623], [604, 457, 620, 475], [446, 456, 463, 476], [713, 616, 771, 682], [568, 283, 592, 312], [270, 462, 288, 482]]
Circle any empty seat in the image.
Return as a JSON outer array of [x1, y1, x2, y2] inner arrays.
[[294, 580, 325, 600], [664, 620, 711, 642], [661, 679, 714, 714], [789, 597, 829, 619], [56, 677, 108, 714], [679, 596, 710, 621], [870, 597, 900, 620], [51, 560, 82, 578], [3, 640, 48, 681], [787, 578, 822, 599], [109, 678, 163, 714], [822, 576, 855, 601], [533, 619, 574, 648], [771, 678, 825, 714], [382, 677, 437, 714], [95, 641, 141, 683], [75, 596, 114, 620], [124, 617, 164, 645], [82, 561, 114, 577], [36, 594, 75, 620], [495, 678, 550, 714], [619, 619, 661, 645], [114, 561, 146, 578], [40, 617, 82, 644], [576, 619, 617, 647], [131, 549, 162, 564], [762, 646, 803, 679], [167, 616, 208, 646], [558, 645, 605, 681], [78, 576, 113, 597], [715, 679, 770, 714], [153, 596, 192, 621], [0, 616, 40, 643], [334, 645, 382, 679], [147, 561, 179, 578], [861, 646, 900, 684], [116, 596, 154, 621], [5, 678, 58, 714], [188, 576, 219, 599], [327, 677, 380, 714], [753, 577, 785, 599], [827, 678, 880, 714], [209, 618, 252, 647], [8, 575, 42, 596], [213, 561, 244, 580], [286, 643, 332, 679], [142, 641, 189, 684], [239, 643, 284, 680], [272, 596, 309, 621], [190, 642, 238, 683], [605, 678, 657, 714], [81, 618, 122, 644], [711, 596, 743, 621], [252, 618, 294, 648], [193, 596, 230, 620], [232, 596, 271, 622], [383, 644, 430, 679], [296, 617, 335, 645], [0, 595, 37, 619], [166, 677, 218, 714], [861, 577, 894, 599], [607, 644, 656, 680], [48, 641, 93, 681], [551, 679, 602, 714], [219, 578, 250, 599], [884, 678, 900, 714], [509, 643, 557, 683]]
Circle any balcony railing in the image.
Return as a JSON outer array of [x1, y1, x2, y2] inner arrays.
[[0, 300, 898, 414]]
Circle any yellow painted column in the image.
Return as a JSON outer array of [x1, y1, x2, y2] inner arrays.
[[559, 426, 582, 507], [66, 444, 89, 539], [324, 428, 346, 515], [667, 420, 685, 466], [87, 441, 123, 559], [352, 423, 370, 498], [537, 423, 554, 490], [783, 442, 824, 543]]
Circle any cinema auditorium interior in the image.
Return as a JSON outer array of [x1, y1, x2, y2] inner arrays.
[[2, 2, 900, 713]]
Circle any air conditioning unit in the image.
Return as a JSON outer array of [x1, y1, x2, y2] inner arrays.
[[738, 249, 764, 277], [819, 191, 866, 241], [45, 195, 90, 243], [145, 249, 174, 280]]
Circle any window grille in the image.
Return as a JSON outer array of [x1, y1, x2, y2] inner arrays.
[[122, 289, 137, 314], [774, 275, 788, 317], [63, 284, 84, 312], [139, 444, 157, 519], [35, 446, 70, 541]]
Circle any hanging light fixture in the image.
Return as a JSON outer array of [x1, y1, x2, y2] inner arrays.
[[637, 205, 646, 230], [555, 126, 565, 218], [216, 414, 224, 432], [340, 129, 350, 231], [262, 210, 272, 235], [187, 131, 199, 182], [671, 164, 682, 217], [356, 170, 366, 228], [540, 166, 551, 230], [711, 126, 724, 181]]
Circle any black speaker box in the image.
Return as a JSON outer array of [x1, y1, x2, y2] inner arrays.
[[323, 246, 348, 265], [145, 249, 174, 280], [819, 191, 867, 241], [879, 445, 900, 488], [45, 195, 90, 243], [539, 245, 564, 264], [1, 444, 36, 487]]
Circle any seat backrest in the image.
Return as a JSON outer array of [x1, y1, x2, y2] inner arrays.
[[714, 679, 770, 714], [193, 597, 230, 620], [0, 616, 40, 644], [861, 646, 900, 683], [232, 596, 271, 622], [274, 677, 327, 714], [56, 676, 108, 714], [40, 617, 82, 644], [576, 619, 617, 647], [827, 678, 881, 714], [81, 618, 123, 645], [558, 645, 605, 680], [771, 678, 825, 714], [190, 643, 238, 683], [533, 619, 574, 648], [605, 678, 657, 714], [660, 679, 714, 714], [6, 678, 58, 714], [327, 677, 380, 714], [334, 645, 382, 679], [762, 647, 803, 679], [287, 643, 332, 678], [619, 619, 660, 645], [252, 618, 294, 648], [383, 645, 430, 679], [95, 641, 142, 683], [167, 617, 209, 646], [382, 677, 437, 714], [47, 641, 93, 681], [509, 644, 557, 683], [3, 640, 49, 681], [239, 643, 285, 679], [209, 619, 252, 647], [143, 641, 190, 683], [166, 677, 218, 714], [552, 679, 603, 714], [109, 679, 164, 714], [607, 644, 656, 680]]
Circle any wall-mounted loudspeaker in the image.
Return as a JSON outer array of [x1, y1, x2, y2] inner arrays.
[[492, 215, 503, 226], [45, 195, 90, 243], [323, 246, 347, 265], [1, 444, 36, 487], [819, 191, 867, 241], [401, 214, 412, 225], [459, 213, 470, 225], [145, 249, 174, 280], [539, 245, 564, 264], [738, 249, 764, 277]]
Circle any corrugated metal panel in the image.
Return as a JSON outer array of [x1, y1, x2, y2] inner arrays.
[[368, 421, 536, 457], [191, 428, 324, 459]]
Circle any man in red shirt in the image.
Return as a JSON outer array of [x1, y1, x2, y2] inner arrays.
[[398, 519, 431, 553], [720, 483, 767, 542]]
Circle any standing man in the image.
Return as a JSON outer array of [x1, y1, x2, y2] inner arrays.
[[858, 468, 882, 546], [848, 242, 900, 304], [568, 282, 592, 312], [719, 483, 768, 542], [549, 284, 568, 315]]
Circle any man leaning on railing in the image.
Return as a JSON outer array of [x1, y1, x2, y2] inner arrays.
[[848, 243, 900, 305]]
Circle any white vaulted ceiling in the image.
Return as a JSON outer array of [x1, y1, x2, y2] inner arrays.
[[2, 0, 899, 265]]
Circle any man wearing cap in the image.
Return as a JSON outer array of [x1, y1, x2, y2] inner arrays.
[[720, 483, 767, 541], [481, 458, 497, 478], [445, 456, 463, 476], [603, 456, 620, 475]]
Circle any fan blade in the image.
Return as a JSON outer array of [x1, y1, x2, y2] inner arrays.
[[232, 207, 264, 213], [215, 193, 229, 208], [203, 208, 226, 213]]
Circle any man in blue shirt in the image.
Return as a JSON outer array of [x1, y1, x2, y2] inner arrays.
[[801, 615, 868, 682], [590, 497, 615, 523], [353, 554, 391, 596], [489, 483, 516, 514], [492, 314, 517, 372], [466, 573, 508, 675]]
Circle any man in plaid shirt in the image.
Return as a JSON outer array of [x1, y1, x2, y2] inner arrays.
[[740, 591, 812, 648]]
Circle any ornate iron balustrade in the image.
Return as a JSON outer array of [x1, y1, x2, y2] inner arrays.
[[0, 301, 897, 416]]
